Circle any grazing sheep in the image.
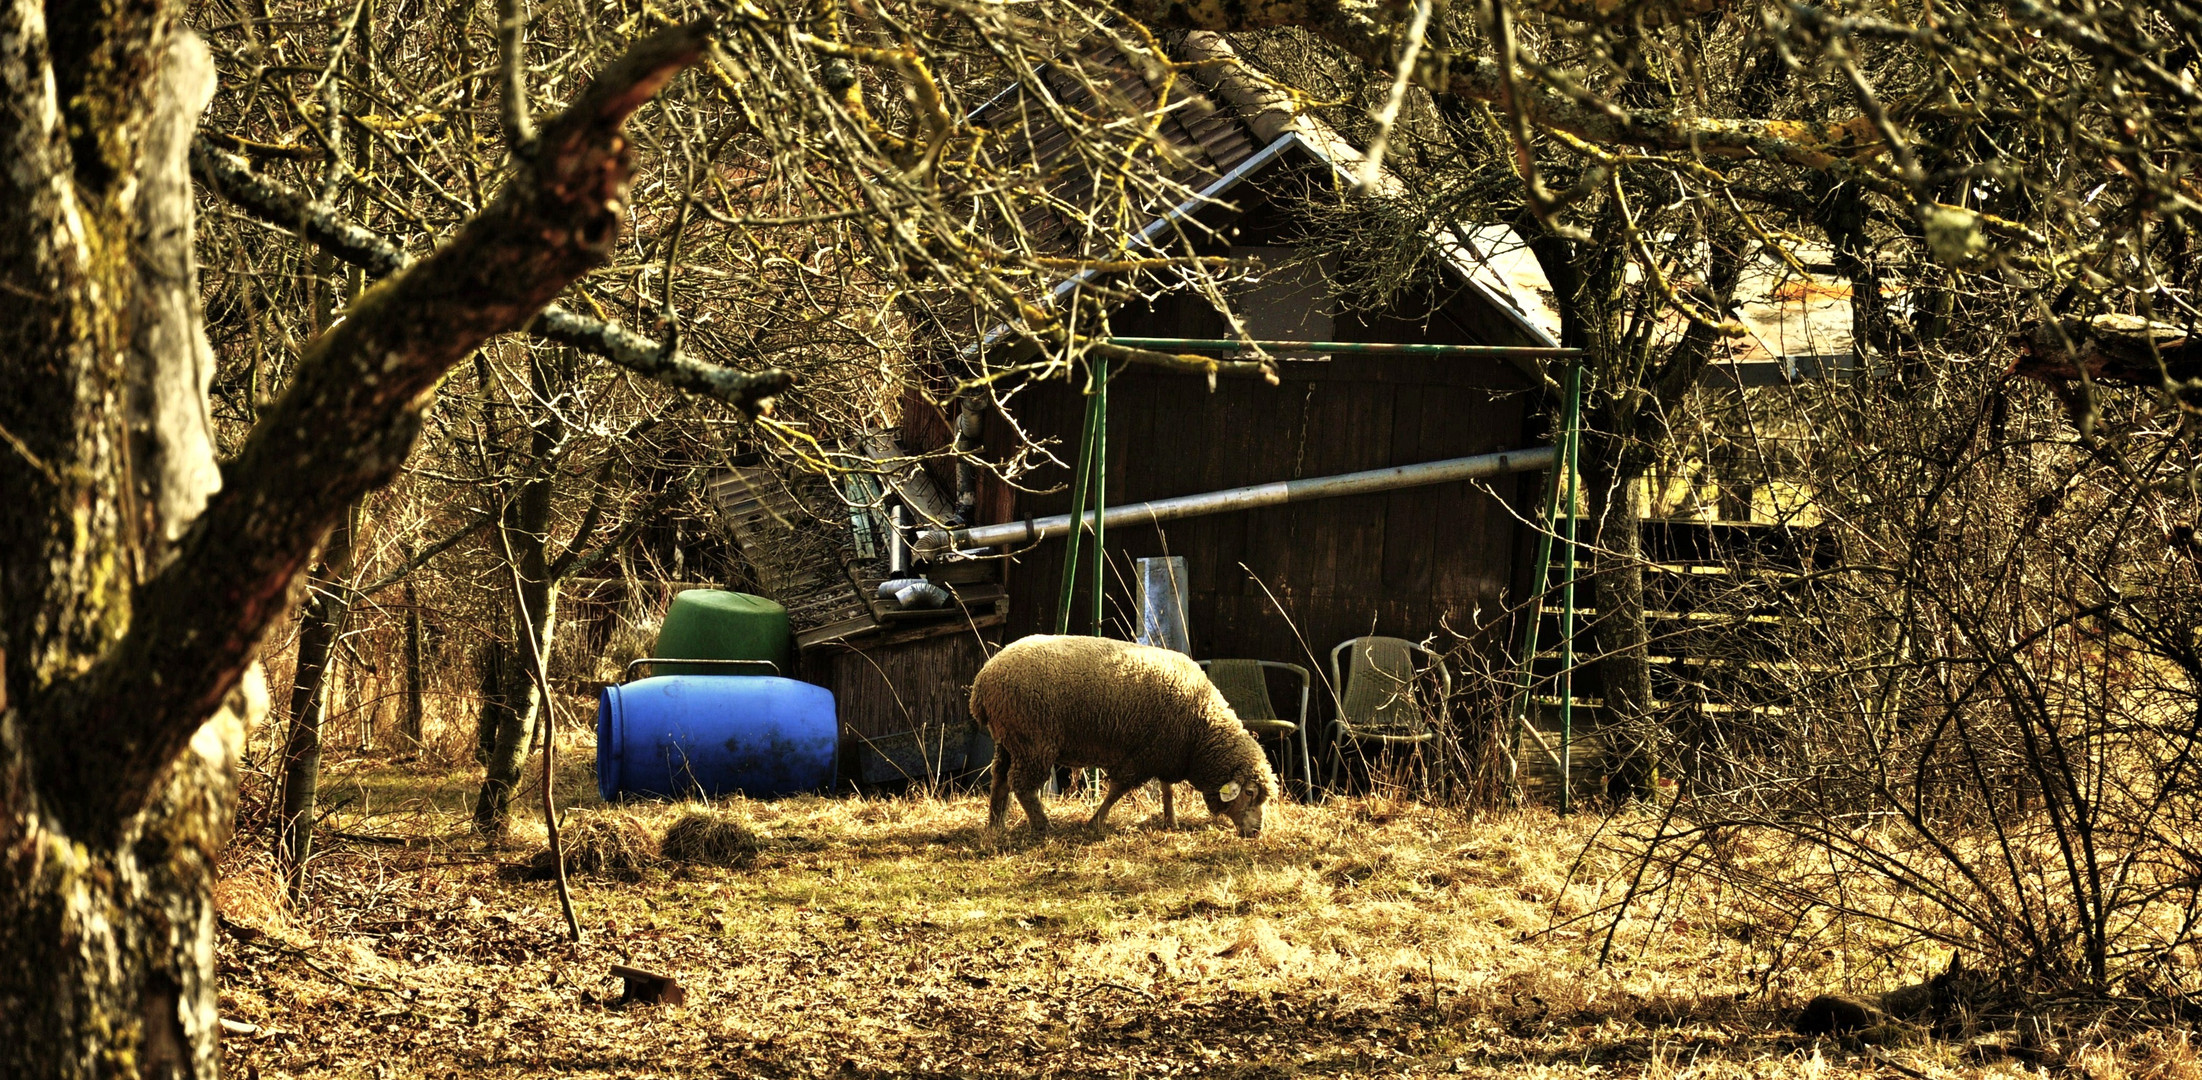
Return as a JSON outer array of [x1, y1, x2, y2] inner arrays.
[[967, 634, 1277, 837]]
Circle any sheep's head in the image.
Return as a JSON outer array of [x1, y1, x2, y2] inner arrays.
[[1202, 777, 1269, 838]]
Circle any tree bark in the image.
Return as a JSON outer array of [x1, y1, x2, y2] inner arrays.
[[275, 506, 358, 901], [1580, 430, 1662, 799], [474, 580, 557, 838], [401, 574, 427, 749], [1128, 0, 1891, 179], [274, 218, 356, 901], [475, 352, 566, 839], [0, 13, 707, 1074], [1810, 175, 1914, 378], [476, 636, 515, 767], [0, 24, 256, 1079]]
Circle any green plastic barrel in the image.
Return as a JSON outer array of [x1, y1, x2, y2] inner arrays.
[[652, 590, 793, 678]]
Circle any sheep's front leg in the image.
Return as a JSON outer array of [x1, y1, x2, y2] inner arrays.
[[1008, 755, 1055, 835], [1087, 774, 1147, 830], [1160, 782, 1177, 828], [987, 743, 1015, 830]]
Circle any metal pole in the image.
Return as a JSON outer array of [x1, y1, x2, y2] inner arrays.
[[1558, 357, 1582, 816], [888, 504, 907, 575], [1106, 336, 1580, 360], [1091, 359, 1108, 637], [920, 445, 1558, 553], [1053, 364, 1102, 635]]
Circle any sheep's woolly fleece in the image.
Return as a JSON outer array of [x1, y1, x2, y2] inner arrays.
[[970, 635, 1277, 805]]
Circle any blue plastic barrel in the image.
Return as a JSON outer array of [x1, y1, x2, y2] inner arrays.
[[597, 675, 838, 801]]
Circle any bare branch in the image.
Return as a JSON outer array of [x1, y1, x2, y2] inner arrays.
[[191, 139, 794, 415], [497, 0, 537, 158], [1131, 0, 1889, 172]]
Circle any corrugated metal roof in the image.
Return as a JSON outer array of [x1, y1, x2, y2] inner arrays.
[[970, 42, 1262, 257], [708, 467, 873, 633], [1728, 254, 1860, 367]]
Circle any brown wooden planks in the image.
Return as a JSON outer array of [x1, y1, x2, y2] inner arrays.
[[814, 627, 992, 748]]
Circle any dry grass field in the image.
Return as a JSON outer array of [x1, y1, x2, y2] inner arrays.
[[213, 733, 2200, 1079]]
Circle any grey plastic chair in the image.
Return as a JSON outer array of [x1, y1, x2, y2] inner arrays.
[[1326, 637, 1451, 783], [1199, 659, 1317, 801]]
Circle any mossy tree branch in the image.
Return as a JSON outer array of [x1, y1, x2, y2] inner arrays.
[[190, 139, 795, 415], [1125, 0, 1885, 172]]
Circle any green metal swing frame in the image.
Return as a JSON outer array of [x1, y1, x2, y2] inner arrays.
[[1508, 356, 1584, 813], [1054, 357, 1111, 636]]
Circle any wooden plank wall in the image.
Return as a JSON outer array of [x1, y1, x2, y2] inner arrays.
[[804, 625, 996, 774], [990, 341, 1540, 717]]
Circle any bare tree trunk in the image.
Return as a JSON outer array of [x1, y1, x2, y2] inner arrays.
[[1581, 433, 1660, 800], [0, 678, 265, 1080], [474, 584, 556, 838], [475, 351, 566, 838], [0, 28, 253, 1078], [1528, 213, 1741, 805], [401, 571, 427, 749], [275, 22, 363, 891], [476, 635, 516, 766], [1811, 175, 1912, 379], [275, 504, 358, 900]]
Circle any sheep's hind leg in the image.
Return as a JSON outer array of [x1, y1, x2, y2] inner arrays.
[[1161, 782, 1177, 828], [1008, 756, 1055, 836], [987, 743, 1015, 830], [1087, 774, 1147, 830]]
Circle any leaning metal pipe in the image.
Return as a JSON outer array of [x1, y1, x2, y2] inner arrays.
[[917, 445, 1558, 554], [1105, 337, 1579, 359]]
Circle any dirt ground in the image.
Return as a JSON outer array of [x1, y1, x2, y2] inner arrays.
[[213, 739, 2187, 1079]]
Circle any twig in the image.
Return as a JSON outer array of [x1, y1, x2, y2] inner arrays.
[[188, 138, 793, 414], [1597, 790, 1688, 967], [1077, 979, 1155, 1000], [227, 922, 407, 998], [297, 955, 406, 999], [1867, 1050, 1937, 1080], [0, 419, 62, 487], [325, 829, 430, 847], [496, 0, 536, 158], [496, 518, 584, 945], [1355, 0, 1433, 193]]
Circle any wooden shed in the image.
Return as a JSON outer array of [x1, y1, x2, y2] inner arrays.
[[693, 33, 1577, 787], [887, 34, 1571, 747]]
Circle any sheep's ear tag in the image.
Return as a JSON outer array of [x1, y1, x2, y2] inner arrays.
[[1218, 782, 1242, 802]]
